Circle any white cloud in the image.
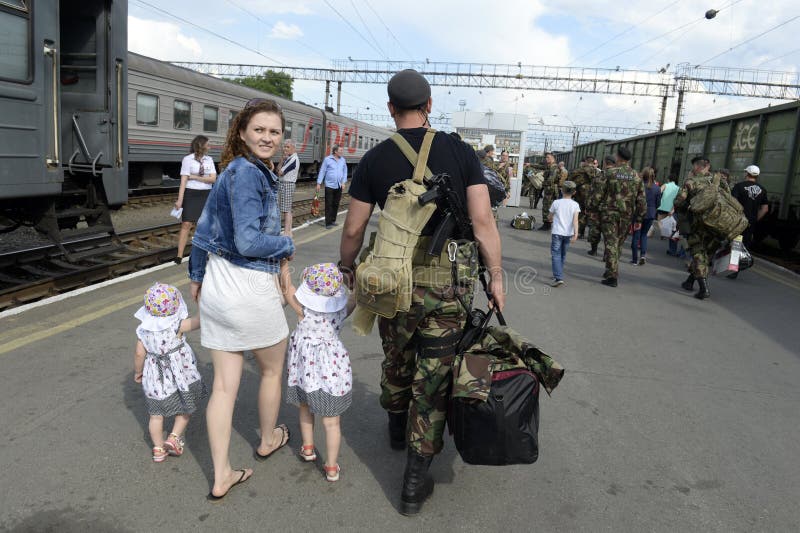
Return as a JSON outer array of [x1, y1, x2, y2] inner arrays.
[[270, 21, 303, 40], [238, 0, 313, 15], [128, 16, 202, 60]]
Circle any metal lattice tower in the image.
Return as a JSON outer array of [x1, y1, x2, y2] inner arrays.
[[172, 59, 800, 130]]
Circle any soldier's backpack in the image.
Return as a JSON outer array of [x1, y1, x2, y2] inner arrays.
[[511, 213, 536, 230], [690, 174, 749, 240], [529, 171, 545, 189], [481, 165, 507, 207], [354, 130, 438, 320]]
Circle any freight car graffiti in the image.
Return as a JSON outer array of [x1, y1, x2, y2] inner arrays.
[[734, 121, 759, 151]]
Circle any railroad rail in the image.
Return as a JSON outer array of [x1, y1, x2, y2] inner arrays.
[[0, 195, 349, 311]]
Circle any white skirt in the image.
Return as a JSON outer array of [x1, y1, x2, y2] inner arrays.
[[200, 254, 289, 352]]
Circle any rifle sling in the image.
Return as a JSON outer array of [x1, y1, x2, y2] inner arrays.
[[390, 129, 436, 183]]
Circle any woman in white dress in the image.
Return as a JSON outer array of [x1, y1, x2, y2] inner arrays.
[[188, 99, 296, 501], [175, 135, 217, 264]]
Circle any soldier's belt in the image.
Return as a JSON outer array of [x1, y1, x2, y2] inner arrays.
[[415, 332, 463, 358]]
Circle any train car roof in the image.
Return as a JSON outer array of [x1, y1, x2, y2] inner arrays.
[[605, 128, 685, 144], [127, 52, 323, 117], [685, 99, 800, 129]]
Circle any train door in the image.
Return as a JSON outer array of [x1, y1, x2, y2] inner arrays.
[[58, 0, 127, 206], [0, 1, 62, 205]]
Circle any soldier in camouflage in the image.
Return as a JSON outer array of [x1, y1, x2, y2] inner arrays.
[[558, 161, 569, 188], [587, 146, 646, 287], [569, 155, 598, 238], [497, 149, 512, 193], [538, 152, 559, 230], [586, 155, 616, 255], [673, 155, 730, 299], [339, 69, 505, 515]]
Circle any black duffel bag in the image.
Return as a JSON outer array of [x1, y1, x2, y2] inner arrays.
[[451, 367, 540, 465], [449, 290, 562, 466]]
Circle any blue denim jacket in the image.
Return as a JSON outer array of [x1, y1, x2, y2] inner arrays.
[[189, 156, 294, 283]]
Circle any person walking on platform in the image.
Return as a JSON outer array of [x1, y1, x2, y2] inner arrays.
[[538, 152, 559, 230], [630, 167, 661, 265], [175, 135, 217, 264], [316, 144, 348, 229], [497, 149, 511, 193], [588, 146, 646, 287], [569, 155, 597, 238], [548, 181, 580, 286], [673, 155, 729, 299], [586, 155, 615, 255], [278, 139, 299, 236], [133, 283, 206, 463], [189, 99, 296, 501], [728, 164, 768, 278], [339, 69, 504, 515]]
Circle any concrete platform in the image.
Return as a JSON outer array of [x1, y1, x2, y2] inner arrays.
[[1, 206, 798, 532]]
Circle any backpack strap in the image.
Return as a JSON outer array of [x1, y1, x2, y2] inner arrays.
[[390, 129, 437, 184]]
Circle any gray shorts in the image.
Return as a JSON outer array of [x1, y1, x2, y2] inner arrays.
[[278, 181, 296, 213]]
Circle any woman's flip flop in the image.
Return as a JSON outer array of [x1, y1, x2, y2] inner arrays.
[[206, 469, 251, 502], [254, 424, 291, 461]]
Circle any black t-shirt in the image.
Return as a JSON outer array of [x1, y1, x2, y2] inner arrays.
[[731, 180, 768, 223], [349, 128, 486, 235]]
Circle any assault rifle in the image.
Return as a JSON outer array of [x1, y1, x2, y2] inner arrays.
[[418, 173, 473, 256]]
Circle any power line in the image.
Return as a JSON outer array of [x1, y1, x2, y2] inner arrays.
[[223, 0, 331, 63], [363, 0, 415, 60], [569, 0, 682, 65], [757, 46, 800, 67], [131, 0, 286, 65], [700, 15, 800, 65], [349, 0, 387, 58], [322, 0, 386, 59]]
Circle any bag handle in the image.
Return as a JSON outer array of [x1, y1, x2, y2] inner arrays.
[[390, 129, 436, 184]]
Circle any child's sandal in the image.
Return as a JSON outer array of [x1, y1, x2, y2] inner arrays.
[[324, 464, 340, 482], [152, 446, 168, 463], [299, 444, 316, 462], [164, 433, 185, 456]]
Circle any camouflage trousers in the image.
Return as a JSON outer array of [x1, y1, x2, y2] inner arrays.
[[378, 285, 471, 456], [528, 187, 542, 209], [541, 187, 555, 223], [601, 212, 628, 279], [686, 229, 723, 278], [587, 214, 602, 247]]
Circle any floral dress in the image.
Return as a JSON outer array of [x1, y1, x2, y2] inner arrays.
[[286, 308, 352, 416], [137, 323, 207, 417]]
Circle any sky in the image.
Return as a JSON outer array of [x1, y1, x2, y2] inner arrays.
[[128, 0, 800, 152]]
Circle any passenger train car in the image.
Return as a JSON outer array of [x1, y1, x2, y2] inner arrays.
[[0, 0, 128, 239], [128, 53, 392, 187]]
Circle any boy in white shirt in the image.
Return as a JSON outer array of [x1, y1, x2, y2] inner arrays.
[[548, 181, 580, 287]]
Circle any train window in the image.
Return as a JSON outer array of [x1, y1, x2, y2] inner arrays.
[[358, 136, 363, 149], [284, 122, 292, 141], [203, 106, 218, 132], [174, 100, 191, 130], [0, 2, 30, 82], [136, 93, 158, 126], [295, 123, 304, 142], [229, 110, 237, 128]]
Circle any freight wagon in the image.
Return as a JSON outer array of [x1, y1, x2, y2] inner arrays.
[[605, 129, 685, 182], [681, 100, 800, 250], [571, 140, 610, 168]]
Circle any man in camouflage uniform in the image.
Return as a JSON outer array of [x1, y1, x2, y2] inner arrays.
[[339, 69, 505, 515], [588, 146, 646, 287], [586, 155, 616, 255], [569, 155, 598, 238], [497, 149, 511, 192], [557, 161, 569, 188], [538, 152, 559, 230], [673, 155, 729, 299]]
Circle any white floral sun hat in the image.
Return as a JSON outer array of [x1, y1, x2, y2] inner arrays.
[[134, 282, 188, 331], [294, 262, 349, 313]]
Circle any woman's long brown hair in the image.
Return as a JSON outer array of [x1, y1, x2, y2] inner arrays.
[[641, 166, 656, 187], [220, 100, 285, 170]]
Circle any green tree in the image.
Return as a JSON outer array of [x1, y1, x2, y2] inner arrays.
[[232, 70, 293, 99]]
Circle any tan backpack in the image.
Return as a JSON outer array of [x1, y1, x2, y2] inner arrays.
[[354, 129, 437, 321]]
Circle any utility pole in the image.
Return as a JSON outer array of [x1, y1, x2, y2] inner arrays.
[[324, 80, 330, 110], [336, 81, 342, 114]]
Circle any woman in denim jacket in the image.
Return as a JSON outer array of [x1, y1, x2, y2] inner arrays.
[[188, 99, 295, 501]]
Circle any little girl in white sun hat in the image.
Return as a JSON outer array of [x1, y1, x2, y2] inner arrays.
[[285, 262, 355, 482]]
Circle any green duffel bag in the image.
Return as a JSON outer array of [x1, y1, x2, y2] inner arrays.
[[511, 214, 536, 230], [700, 192, 750, 240]]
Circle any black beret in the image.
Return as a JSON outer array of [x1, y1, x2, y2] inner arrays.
[[387, 69, 431, 110], [616, 145, 632, 161], [691, 154, 709, 164]]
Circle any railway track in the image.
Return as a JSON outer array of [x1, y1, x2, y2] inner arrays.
[[0, 195, 349, 311]]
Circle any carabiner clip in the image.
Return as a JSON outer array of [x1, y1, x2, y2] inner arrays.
[[447, 241, 458, 263]]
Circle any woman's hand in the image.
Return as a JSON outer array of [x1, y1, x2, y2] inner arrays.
[[174, 201, 182, 209], [190, 281, 202, 302], [134, 372, 143, 383]]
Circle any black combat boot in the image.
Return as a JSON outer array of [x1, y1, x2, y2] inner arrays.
[[400, 449, 434, 516], [537, 222, 551, 231], [694, 278, 710, 299], [681, 273, 695, 291], [388, 411, 407, 451], [601, 277, 618, 287], [587, 244, 598, 256]]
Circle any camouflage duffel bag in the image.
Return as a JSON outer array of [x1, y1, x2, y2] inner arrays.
[[510, 213, 536, 230], [449, 308, 564, 466]]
